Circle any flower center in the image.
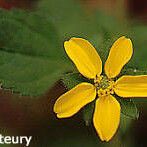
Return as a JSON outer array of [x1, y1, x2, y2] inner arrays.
[[94, 75, 115, 97]]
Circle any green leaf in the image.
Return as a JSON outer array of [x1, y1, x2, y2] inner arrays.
[[62, 73, 88, 89], [0, 9, 63, 58], [0, 50, 71, 96], [82, 101, 95, 126], [3, 9, 62, 51], [121, 68, 147, 76], [118, 98, 139, 119], [0, 9, 72, 96]]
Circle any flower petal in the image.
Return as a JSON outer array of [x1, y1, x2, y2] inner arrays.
[[93, 95, 120, 141], [105, 36, 133, 78], [54, 82, 96, 118], [114, 75, 147, 97], [64, 38, 102, 79]]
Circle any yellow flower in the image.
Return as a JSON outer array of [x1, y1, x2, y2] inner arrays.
[[54, 36, 147, 141]]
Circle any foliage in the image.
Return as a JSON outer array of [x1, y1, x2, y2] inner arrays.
[[0, 8, 72, 96], [0, 0, 146, 145]]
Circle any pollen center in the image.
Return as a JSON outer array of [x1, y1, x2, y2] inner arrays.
[[94, 75, 115, 97]]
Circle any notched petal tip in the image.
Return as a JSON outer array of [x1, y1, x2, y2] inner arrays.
[[53, 101, 58, 114], [119, 36, 132, 41]]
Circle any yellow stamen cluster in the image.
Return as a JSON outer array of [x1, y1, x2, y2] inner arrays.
[[94, 75, 102, 88], [94, 75, 115, 97]]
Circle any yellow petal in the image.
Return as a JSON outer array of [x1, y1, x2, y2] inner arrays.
[[54, 82, 96, 118], [93, 95, 120, 141], [64, 38, 102, 79], [114, 75, 147, 97], [105, 36, 133, 78]]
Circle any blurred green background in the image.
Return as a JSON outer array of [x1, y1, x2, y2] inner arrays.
[[0, 0, 146, 146]]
